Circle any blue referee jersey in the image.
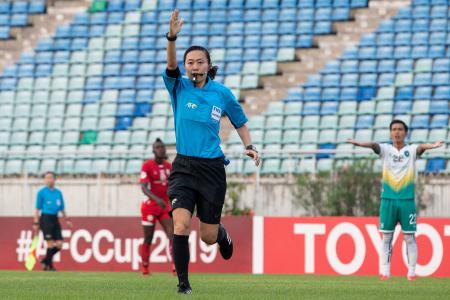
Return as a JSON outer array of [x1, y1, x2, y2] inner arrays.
[[35, 186, 65, 215], [162, 68, 248, 158]]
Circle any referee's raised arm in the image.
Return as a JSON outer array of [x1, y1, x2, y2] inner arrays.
[[166, 10, 183, 70]]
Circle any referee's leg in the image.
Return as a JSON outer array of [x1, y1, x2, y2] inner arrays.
[[172, 208, 192, 293], [199, 222, 233, 260]]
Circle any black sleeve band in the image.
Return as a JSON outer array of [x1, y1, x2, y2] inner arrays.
[[166, 67, 181, 78]]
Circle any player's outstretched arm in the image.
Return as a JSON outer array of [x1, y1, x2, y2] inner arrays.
[[166, 10, 183, 70], [347, 138, 381, 154], [417, 141, 444, 156]]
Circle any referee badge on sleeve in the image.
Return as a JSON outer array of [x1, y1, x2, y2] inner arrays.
[[211, 106, 222, 122]]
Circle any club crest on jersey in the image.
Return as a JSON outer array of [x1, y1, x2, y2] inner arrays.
[[140, 171, 147, 179], [211, 106, 221, 122], [186, 102, 198, 109], [404, 150, 410, 157]]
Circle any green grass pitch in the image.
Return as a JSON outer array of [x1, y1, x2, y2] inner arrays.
[[0, 271, 449, 299]]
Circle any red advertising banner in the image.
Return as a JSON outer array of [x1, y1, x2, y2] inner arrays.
[[0, 216, 252, 273], [2, 216, 450, 277], [262, 217, 450, 277]]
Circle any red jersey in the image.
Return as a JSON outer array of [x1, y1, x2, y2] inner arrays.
[[140, 159, 172, 202]]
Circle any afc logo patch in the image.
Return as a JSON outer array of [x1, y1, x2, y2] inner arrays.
[[211, 106, 222, 122]]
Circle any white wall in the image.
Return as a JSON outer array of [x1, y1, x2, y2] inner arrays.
[[0, 175, 448, 217]]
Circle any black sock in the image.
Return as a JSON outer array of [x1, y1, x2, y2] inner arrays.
[[216, 225, 227, 244], [48, 247, 61, 266], [173, 234, 190, 285], [44, 248, 52, 264]]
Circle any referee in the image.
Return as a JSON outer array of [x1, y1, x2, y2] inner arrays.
[[164, 10, 260, 294], [32, 171, 72, 271]]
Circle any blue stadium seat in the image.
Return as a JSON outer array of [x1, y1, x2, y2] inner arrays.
[[314, 21, 332, 34], [359, 73, 377, 87], [322, 88, 340, 101], [410, 115, 429, 129], [10, 14, 28, 26], [136, 76, 155, 89], [321, 102, 338, 115], [322, 74, 340, 87], [378, 59, 395, 72], [378, 73, 395, 86], [378, 20, 395, 33], [125, 0, 141, 11], [377, 46, 393, 58], [193, 0, 209, 9], [340, 60, 358, 73], [108, 0, 124, 12], [12, 2, 28, 14], [414, 86, 432, 99], [303, 87, 321, 101], [395, 33, 411, 46], [115, 117, 133, 130], [134, 102, 151, 116], [340, 87, 357, 100], [434, 86, 450, 100], [355, 115, 374, 129], [377, 33, 394, 46], [333, 8, 350, 20], [394, 46, 411, 59], [394, 101, 412, 114], [426, 159, 446, 173], [317, 144, 336, 160], [429, 114, 448, 128], [413, 73, 432, 86], [357, 87, 376, 100], [395, 87, 414, 100], [359, 33, 376, 46], [341, 73, 358, 87], [0, 2, 10, 14], [302, 101, 320, 116], [0, 15, 10, 26], [396, 59, 413, 72]]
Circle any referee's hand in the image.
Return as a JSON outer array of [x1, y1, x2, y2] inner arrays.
[[245, 149, 261, 166], [32, 223, 39, 235], [169, 9, 184, 37]]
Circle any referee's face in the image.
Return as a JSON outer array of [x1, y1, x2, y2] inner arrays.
[[44, 173, 56, 188], [184, 50, 209, 83], [153, 142, 166, 160]]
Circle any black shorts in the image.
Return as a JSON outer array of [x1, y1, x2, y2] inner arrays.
[[168, 154, 227, 224], [40, 214, 63, 241]]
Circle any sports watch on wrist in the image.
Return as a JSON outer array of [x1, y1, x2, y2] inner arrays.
[[246, 145, 258, 152], [166, 32, 177, 41]]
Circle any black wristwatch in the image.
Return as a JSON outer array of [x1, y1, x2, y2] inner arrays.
[[166, 32, 177, 41], [246, 145, 258, 152]]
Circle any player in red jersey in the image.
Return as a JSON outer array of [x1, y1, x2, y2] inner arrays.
[[139, 138, 175, 275]]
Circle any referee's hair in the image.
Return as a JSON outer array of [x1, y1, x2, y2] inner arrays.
[[44, 171, 56, 178], [183, 45, 218, 80], [154, 138, 164, 145], [389, 119, 408, 133]]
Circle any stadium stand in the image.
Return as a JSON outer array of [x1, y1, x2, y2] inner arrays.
[[226, 0, 450, 175], [0, 0, 448, 175]]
